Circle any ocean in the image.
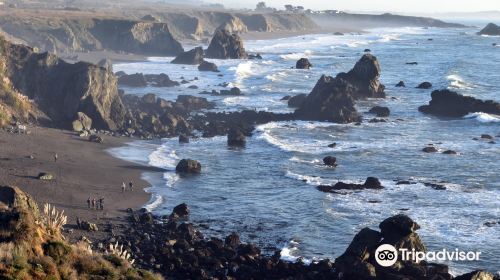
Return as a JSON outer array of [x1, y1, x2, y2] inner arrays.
[[110, 26, 500, 275]]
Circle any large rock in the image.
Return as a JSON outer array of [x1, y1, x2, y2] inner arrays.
[[198, 60, 219, 72], [0, 185, 40, 241], [150, 73, 180, 87], [175, 95, 214, 111], [287, 94, 307, 108], [118, 73, 148, 87], [227, 127, 246, 147], [2, 39, 126, 130], [296, 58, 312, 69], [379, 214, 420, 240], [176, 159, 201, 173], [72, 112, 92, 132], [317, 177, 383, 192], [335, 228, 381, 278], [171, 47, 204, 65], [369, 106, 390, 117], [294, 54, 385, 123], [418, 89, 500, 117], [416, 82, 432, 89], [478, 23, 500, 36], [205, 29, 248, 59]]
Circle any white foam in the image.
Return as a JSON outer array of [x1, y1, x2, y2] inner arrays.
[[464, 112, 500, 123], [144, 193, 164, 212], [280, 50, 313, 60], [266, 71, 289, 82], [280, 240, 312, 264], [447, 74, 474, 90], [285, 170, 331, 186], [231, 61, 256, 80]]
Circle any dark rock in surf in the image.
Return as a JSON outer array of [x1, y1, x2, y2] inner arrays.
[[175, 159, 201, 174], [198, 60, 219, 72], [171, 203, 190, 219], [323, 156, 337, 166], [118, 73, 147, 87], [416, 82, 432, 89], [171, 47, 204, 65], [287, 94, 307, 108], [422, 146, 438, 153], [296, 58, 312, 69], [179, 134, 190, 143], [406, 62, 418, 65], [219, 87, 242, 96], [442, 150, 457, 155], [328, 143, 337, 148], [364, 49, 371, 52], [281, 95, 292, 101], [481, 134, 493, 140], [368, 106, 390, 117], [205, 29, 248, 59], [335, 228, 380, 278], [227, 127, 246, 147], [248, 53, 263, 60], [396, 81, 406, 87], [317, 177, 383, 193], [151, 73, 180, 87], [478, 23, 500, 36], [418, 90, 500, 117]]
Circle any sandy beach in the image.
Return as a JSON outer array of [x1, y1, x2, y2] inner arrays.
[[0, 126, 160, 242]]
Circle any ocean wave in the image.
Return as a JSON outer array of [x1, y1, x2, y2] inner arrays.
[[289, 156, 322, 165], [280, 50, 313, 60], [144, 193, 164, 212], [229, 61, 257, 82], [447, 74, 474, 90], [148, 145, 178, 170], [266, 71, 289, 82], [285, 170, 331, 186], [463, 112, 500, 123], [280, 240, 311, 264]]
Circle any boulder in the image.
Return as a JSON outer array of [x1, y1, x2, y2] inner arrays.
[[118, 73, 148, 87], [481, 134, 493, 140], [225, 232, 241, 248], [442, 150, 457, 155], [323, 156, 337, 166], [80, 221, 98, 231], [171, 47, 204, 65], [89, 135, 103, 143], [335, 228, 381, 278], [287, 94, 307, 108], [220, 87, 242, 96], [198, 60, 219, 72], [416, 82, 432, 89], [171, 203, 190, 219], [227, 127, 246, 147], [418, 90, 500, 117], [478, 23, 500, 36], [248, 54, 262, 59], [37, 172, 53, 180], [379, 214, 420, 240], [205, 29, 248, 59], [422, 146, 437, 153], [176, 159, 201, 173], [296, 58, 312, 69], [141, 93, 157, 104], [151, 73, 180, 87], [179, 134, 190, 143], [176, 95, 215, 111], [368, 106, 390, 117], [395, 81, 406, 87]]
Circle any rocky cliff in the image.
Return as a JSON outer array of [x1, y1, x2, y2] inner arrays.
[[0, 12, 183, 56], [0, 36, 126, 130]]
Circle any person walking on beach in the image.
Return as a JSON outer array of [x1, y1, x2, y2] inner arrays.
[[129, 181, 134, 191], [54, 153, 58, 162], [99, 198, 104, 210], [122, 182, 126, 193], [87, 197, 91, 209], [91, 198, 96, 210]]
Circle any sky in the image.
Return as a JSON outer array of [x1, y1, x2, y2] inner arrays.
[[208, 0, 500, 14]]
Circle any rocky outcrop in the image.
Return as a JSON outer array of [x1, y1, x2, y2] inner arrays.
[[2, 37, 126, 130], [176, 159, 201, 173], [171, 47, 204, 65], [369, 106, 390, 117], [198, 60, 219, 72], [227, 127, 246, 147], [205, 29, 248, 59], [287, 94, 307, 108], [294, 54, 384, 122], [478, 23, 500, 36], [296, 58, 312, 69], [418, 89, 500, 117], [317, 177, 383, 193], [417, 81, 433, 89]]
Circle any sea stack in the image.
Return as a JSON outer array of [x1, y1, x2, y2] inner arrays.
[[205, 29, 248, 59]]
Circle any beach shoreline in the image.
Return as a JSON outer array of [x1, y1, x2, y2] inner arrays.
[[0, 126, 157, 243]]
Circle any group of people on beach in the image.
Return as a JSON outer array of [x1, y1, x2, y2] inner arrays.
[[87, 197, 104, 210], [122, 181, 134, 192]]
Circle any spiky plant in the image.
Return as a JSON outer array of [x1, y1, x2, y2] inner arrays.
[[106, 242, 135, 265], [42, 203, 67, 235]]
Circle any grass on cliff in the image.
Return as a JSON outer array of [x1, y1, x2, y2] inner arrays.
[[0, 191, 162, 280]]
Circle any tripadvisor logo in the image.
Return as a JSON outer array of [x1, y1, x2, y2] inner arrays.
[[375, 244, 481, 267]]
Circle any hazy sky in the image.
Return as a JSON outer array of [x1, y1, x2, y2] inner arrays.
[[209, 0, 500, 13]]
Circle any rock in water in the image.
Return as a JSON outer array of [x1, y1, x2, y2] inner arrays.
[[118, 73, 148, 87], [176, 159, 201, 173], [323, 156, 337, 166], [317, 177, 383, 192], [368, 106, 390, 117], [395, 81, 406, 87], [198, 60, 219, 72], [179, 134, 190, 143], [287, 94, 307, 108], [171, 47, 204, 65], [296, 58, 312, 69], [171, 203, 190, 219], [205, 29, 248, 59], [416, 82, 433, 89], [419, 89, 500, 118], [478, 23, 500, 36], [294, 54, 385, 123], [150, 73, 179, 87], [227, 127, 246, 147], [422, 146, 438, 153]]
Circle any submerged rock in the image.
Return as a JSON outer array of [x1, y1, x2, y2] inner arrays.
[[422, 146, 438, 153], [171, 47, 204, 65], [296, 58, 312, 69], [317, 177, 383, 192], [368, 106, 390, 117], [205, 29, 248, 59], [323, 156, 337, 166], [198, 60, 219, 72], [416, 81, 432, 89], [418, 89, 500, 117]]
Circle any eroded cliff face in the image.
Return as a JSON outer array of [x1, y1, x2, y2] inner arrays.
[[1, 36, 126, 130], [0, 13, 184, 56]]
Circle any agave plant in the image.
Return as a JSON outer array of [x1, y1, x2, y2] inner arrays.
[[42, 203, 67, 235], [106, 242, 135, 265]]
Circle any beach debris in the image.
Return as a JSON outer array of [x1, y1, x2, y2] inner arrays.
[[37, 172, 54, 180]]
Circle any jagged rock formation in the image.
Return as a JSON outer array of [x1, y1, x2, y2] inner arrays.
[[1, 36, 126, 130], [217, 15, 248, 34], [296, 58, 312, 69], [478, 23, 500, 36], [0, 13, 183, 56], [418, 89, 500, 117], [295, 54, 385, 123], [171, 47, 204, 65], [205, 29, 248, 59]]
